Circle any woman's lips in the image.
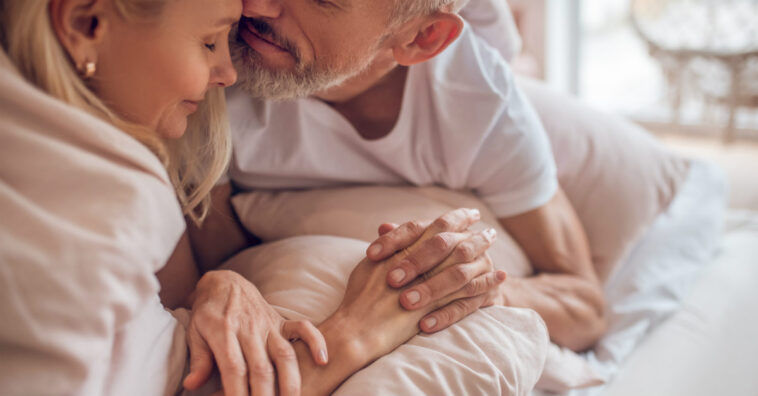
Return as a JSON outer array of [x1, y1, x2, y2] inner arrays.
[[183, 100, 199, 113], [240, 19, 289, 56]]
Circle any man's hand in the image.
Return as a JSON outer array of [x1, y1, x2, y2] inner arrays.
[[366, 208, 507, 333], [182, 270, 328, 396]]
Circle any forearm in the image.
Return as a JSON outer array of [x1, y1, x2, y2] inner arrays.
[[187, 183, 259, 273], [293, 313, 370, 396], [504, 273, 606, 351]]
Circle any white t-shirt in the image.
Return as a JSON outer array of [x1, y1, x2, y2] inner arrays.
[[460, 0, 522, 62], [227, 24, 557, 219]]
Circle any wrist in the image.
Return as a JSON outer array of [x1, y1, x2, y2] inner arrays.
[[296, 311, 370, 396]]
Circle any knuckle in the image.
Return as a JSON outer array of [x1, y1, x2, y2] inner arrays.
[[452, 300, 472, 317], [464, 279, 482, 297], [227, 360, 248, 378], [455, 242, 477, 262], [405, 220, 426, 237], [433, 216, 453, 231], [429, 233, 452, 252], [450, 265, 471, 285], [249, 361, 275, 378], [272, 343, 297, 361]]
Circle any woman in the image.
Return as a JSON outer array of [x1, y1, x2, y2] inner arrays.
[[0, 0, 499, 395]]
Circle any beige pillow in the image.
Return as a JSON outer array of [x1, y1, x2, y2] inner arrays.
[[232, 185, 532, 276], [232, 187, 604, 392], [518, 77, 691, 281], [221, 236, 552, 395]]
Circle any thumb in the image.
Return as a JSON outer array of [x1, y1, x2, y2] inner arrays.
[[183, 327, 215, 391]]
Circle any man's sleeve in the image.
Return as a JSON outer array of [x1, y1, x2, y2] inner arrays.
[[459, 0, 522, 62], [465, 63, 558, 219]]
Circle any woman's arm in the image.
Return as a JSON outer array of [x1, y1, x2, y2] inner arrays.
[[292, 209, 505, 396]]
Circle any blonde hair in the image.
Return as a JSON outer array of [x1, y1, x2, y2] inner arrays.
[[0, 0, 230, 225]]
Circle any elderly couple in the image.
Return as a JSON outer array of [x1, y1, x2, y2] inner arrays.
[[0, 0, 606, 395]]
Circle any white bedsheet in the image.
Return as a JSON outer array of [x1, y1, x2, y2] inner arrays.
[[600, 211, 758, 396]]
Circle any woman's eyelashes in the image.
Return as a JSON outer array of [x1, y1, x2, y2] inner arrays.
[[205, 43, 217, 52]]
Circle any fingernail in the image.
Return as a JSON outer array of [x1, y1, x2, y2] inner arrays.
[[423, 316, 438, 330], [496, 271, 507, 281], [319, 349, 328, 364], [406, 290, 421, 305], [367, 243, 382, 257], [390, 268, 406, 284], [485, 228, 497, 240]]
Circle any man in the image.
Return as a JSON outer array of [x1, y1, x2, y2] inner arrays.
[[197, 0, 604, 357]]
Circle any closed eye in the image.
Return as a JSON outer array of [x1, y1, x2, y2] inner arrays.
[[205, 43, 217, 52]]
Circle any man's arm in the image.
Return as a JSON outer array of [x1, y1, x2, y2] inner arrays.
[[498, 188, 606, 352], [187, 182, 259, 274]]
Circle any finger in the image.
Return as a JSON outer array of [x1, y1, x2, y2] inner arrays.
[[390, 227, 496, 289], [183, 325, 216, 391], [377, 223, 399, 236], [399, 255, 493, 310], [366, 208, 480, 261], [238, 334, 274, 396], [207, 330, 250, 396], [419, 293, 492, 333], [419, 208, 481, 242], [386, 230, 472, 288], [267, 334, 301, 396], [366, 219, 432, 261], [282, 320, 328, 365]]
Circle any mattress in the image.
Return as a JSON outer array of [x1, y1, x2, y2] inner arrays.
[[600, 210, 758, 395]]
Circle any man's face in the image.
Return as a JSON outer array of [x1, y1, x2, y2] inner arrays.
[[233, 0, 398, 100]]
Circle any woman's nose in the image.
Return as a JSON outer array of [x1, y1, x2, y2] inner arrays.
[[242, 0, 283, 19], [212, 58, 238, 88]]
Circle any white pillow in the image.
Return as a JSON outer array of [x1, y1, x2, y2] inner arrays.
[[557, 160, 728, 396], [221, 235, 550, 396]]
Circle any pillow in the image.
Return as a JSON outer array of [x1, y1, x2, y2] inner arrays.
[[562, 160, 728, 396], [221, 235, 550, 396], [232, 185, 533, 276], [517, 77, 691, 282], [232, 186, 604, 392]]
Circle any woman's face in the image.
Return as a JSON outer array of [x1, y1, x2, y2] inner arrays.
[[95, 0, 241, 139]]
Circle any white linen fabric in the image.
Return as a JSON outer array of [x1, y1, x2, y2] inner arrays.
[[220, 236, 551, 396], [532, 160, 729, 396], [599, 211, 758, 396], [227, 23, 558, 219], [460, 0, 522, 62], [0, 49, 186, 396]]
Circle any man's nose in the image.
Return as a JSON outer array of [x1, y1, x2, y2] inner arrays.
[[242, 0, 283, 19]]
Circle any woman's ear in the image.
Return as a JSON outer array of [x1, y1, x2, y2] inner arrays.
[[392, 12, 464, 67], [49, 0, 109, 71]]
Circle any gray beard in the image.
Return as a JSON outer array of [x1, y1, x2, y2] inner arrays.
[[230, 34, 374, 101]]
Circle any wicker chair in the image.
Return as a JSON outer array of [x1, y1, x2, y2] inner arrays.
[[631, 0, 758, 142]]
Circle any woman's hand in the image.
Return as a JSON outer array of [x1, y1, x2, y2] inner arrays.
[[328, 208, 506, 364], [366, 208, 507, 334], [182, 270, 328, 396]]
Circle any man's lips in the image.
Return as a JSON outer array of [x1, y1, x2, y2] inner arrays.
[[240, 19, 289, 55]]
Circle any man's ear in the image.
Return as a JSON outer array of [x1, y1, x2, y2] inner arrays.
[[49, 0, 109, 71], [392, 12, 464, 67]]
